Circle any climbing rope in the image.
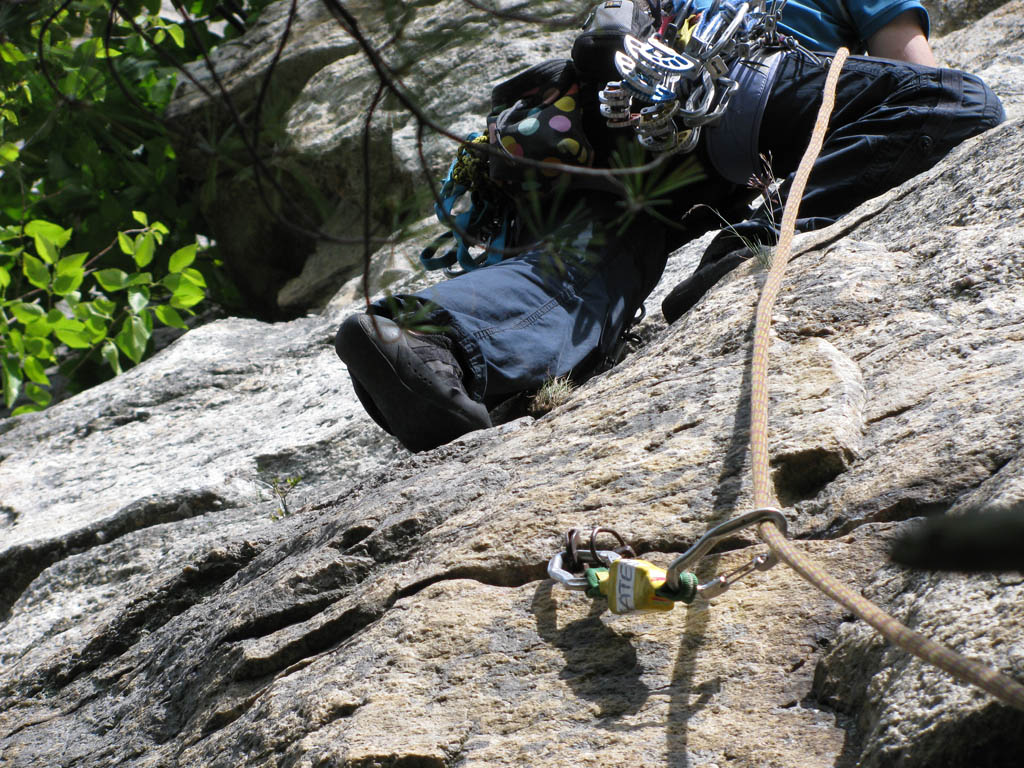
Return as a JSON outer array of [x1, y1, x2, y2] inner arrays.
[[749, 47, 1024, 710]]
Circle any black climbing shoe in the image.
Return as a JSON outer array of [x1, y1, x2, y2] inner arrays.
[[335, 314, 492, 452]]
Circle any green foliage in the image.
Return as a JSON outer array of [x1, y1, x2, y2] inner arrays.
[[0, 212, 207, 414], [0, 0, 271, 411]]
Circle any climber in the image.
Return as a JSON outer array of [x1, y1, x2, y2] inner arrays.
[[334, 0, 1003, 452]]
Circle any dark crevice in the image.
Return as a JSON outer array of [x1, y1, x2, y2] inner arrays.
[[395, 561, 551, 601], [39, 540, 264, 694], [228, 599, 387, 682], [330, 523, 376, 552], [771, 447, 852, 508], [199, 691, 264, 736], [631, 533, 768, 565], [866, 402, 915, 424], [0, 489, 233, 622], [824, 498, 952, 539], [220, 556, 374, 645], [220, 591, 351, 645]]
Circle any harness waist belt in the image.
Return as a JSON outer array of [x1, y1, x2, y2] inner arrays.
[[704, 49, 785, 186]]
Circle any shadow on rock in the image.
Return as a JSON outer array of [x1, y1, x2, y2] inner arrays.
[[532, 581, 650, 719]]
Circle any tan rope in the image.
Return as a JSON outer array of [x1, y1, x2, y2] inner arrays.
[[748, 47, 1024, 710]]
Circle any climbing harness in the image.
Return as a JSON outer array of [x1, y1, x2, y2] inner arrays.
[[599, 0, 793, 154], [549, 42, 1024, 710]]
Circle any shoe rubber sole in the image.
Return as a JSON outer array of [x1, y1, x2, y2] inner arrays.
[[336, 314, 491, 452]]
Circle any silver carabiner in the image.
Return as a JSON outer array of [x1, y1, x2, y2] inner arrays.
[[665, 507, 787, 591], [548, 550, 622, 591]]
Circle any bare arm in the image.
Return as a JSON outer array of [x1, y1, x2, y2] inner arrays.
[[866, 9, 937, 66]]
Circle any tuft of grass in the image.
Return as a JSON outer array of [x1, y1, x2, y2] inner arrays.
[[751, 242, 774, 271], [528, 375, 574, 416]]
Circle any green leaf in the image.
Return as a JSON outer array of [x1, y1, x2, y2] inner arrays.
[[115, 315, 150, 364], [168, 24, 186, 48], [23, 356, 50, 386], [181, 267, 207, 288], [0, 265, 10, 289], [23, 335, 54, 360], [54, 317, 85, 332], [92, 298, 116, 317], [11, 403, 44, 416], [24, 318, 53, 338], [1, 355, 21, 408], [54, 254, 87, 295], [25, 220, 72, 249], [169, 243, 197, 273], [128, 285, 150, 313], [53, 271, 85, 296], [117, 231, 135, 256], [154, 304, 187, 329], [54, 328, 92, 349], [7, 328, 24, 355], [22, 255, 50, 290], [25, 382, 52, 407], [83, 315, 108, 342], [0, 42, 28, 64], [56, 252, 88, 275], [24, 336, 55, 361], [94, 268, 129, 291], [101, 340, 122, 375], [11, 302, 46, 324], [170, 281, 205, 309], [132, 211, 149, 226], [134, 233, 156, 268], [33, 234, 58, 265], [0, 142, 19, 166], [128, 272, 153, 287]]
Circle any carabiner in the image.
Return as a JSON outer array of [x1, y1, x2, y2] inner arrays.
[[548, 550, 622, 591], [665, 507, 787, 590]]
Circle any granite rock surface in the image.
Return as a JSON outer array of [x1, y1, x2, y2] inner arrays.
[[2, 3, 1024, 767]]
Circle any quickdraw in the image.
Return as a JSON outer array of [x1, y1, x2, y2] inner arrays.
[[548, 509, 787, 615], [599, 0, 792, 152]]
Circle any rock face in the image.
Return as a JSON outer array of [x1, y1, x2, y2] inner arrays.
[[3, 3, 1024, 767]]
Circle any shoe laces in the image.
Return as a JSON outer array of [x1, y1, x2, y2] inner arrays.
[[405, 332, 465, 390]]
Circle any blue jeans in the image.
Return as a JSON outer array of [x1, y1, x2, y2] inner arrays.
[[376, 196, 668, 402]]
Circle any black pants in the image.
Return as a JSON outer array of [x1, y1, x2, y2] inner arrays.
[[663, 52, 1005, 322]]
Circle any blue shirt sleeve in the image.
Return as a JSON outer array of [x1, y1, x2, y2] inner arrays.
[[673, 0, 929, 55], [846, 0, 930, 42], [776, 0, 930, 53]]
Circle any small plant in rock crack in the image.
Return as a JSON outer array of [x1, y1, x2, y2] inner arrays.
[[745, 153, 783, 272], [528, 375, 574, 416], [257, 475, 303, 520]]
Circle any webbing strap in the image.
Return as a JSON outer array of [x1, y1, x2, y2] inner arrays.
[[747, 47, 1024, 710]]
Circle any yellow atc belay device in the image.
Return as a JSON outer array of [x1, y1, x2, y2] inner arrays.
[[547, 511, 788, 615]]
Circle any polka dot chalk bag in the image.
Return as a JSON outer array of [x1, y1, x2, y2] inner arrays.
[[487, 59, 595, 196]]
